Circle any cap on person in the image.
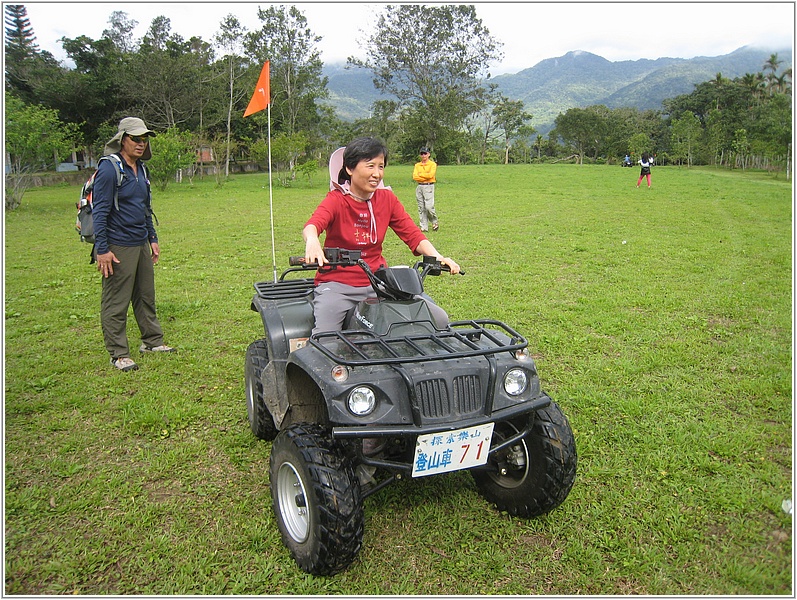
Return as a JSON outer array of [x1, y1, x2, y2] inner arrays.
[[419, 147, 430, 155], [105, 117, 157, 160]]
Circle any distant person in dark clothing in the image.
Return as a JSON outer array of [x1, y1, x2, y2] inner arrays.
[[636, 152, 652, 188]]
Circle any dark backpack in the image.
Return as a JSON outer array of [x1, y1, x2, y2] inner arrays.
[[75, 153, 126, 244]]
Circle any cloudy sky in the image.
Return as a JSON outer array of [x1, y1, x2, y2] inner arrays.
[[23, 1, 795, 75]]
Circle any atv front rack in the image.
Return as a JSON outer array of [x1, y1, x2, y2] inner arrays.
[[310, 320, 527, 366]]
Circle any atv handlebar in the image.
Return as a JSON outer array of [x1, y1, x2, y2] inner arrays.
[[289, 248, 363, 269], [283, 248, 463, 300], [288, 249, 464, 276]]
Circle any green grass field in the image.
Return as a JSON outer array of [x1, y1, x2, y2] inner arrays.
[[4, 163, 792, 594]]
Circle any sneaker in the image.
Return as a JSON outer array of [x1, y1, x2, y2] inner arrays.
[[432, 223, 439, 231], [139, 344, 176, 353], [111, 357, 139, 372]]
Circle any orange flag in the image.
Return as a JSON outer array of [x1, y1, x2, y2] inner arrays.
[[244, 60, 270, 117]]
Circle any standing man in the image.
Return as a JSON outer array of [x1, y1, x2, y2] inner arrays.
[[412, 146, 439, 232], [93, 117, 174, 372]]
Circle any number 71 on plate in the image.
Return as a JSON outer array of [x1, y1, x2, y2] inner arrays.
[[411, 422, 495, 478]]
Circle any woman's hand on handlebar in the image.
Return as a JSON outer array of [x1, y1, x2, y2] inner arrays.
[[303, 226, 328, 267], [440, 256, 461, 275]]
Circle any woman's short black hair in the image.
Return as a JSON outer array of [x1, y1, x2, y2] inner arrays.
[[338, 136, 389, 184]]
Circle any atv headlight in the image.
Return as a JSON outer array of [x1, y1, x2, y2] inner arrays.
[[348, 386, 376, 416], [503, 368, 528, 396]]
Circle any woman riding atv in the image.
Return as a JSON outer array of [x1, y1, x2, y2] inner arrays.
[[302, 136, 461, 334]]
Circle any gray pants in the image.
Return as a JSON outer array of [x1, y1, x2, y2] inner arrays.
[[415, 184, 437, 231], [312, 281, 448, 335], [101, 243, 164, 359]]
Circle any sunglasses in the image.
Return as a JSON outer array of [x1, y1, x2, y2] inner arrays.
[[127, 134, 149, 144]]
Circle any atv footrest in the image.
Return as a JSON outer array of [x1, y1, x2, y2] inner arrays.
[[254, 278, 315, 300]]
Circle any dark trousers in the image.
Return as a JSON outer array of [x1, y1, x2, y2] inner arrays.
[[101, 244, 164, 359]]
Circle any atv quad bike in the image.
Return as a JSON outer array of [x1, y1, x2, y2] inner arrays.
[[247, 249, 577, 575]]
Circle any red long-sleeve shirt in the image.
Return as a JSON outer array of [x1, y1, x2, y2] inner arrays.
[[305, 188, 427, 287]]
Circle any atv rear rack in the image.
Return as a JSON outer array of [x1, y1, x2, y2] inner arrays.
[[254, 278, 315, 300], [310, 319, 528, 366]]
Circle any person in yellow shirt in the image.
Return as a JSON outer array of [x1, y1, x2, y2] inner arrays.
[[412, 147, 439, 231]]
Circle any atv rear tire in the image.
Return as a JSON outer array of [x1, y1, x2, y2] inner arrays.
[[245, 339, 278, 440], [472, 402, 576, 517], [269, 423, 364, 575]]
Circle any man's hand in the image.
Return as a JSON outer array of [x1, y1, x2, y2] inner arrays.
[[97, 251, 120, 278], [151, 242, 160, 264]]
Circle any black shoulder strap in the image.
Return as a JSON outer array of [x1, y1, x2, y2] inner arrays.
[[140, 161, 159, 226], [98, 154, 125, 211]]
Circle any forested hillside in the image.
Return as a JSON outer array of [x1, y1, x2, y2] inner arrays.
[[325, 46, 792, 132]]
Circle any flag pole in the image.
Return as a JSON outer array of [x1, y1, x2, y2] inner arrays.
[[242, 60, 276, 282], [267, 101, 277, 283]]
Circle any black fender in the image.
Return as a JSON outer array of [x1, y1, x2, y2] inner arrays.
[[250, 290, 314, 428]]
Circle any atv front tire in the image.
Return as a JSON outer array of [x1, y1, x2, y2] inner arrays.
[[269, 423, 364, 575], [245, 339, 278, 440], [472, 402, 576, 517]]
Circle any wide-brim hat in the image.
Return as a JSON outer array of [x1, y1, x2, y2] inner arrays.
[[104, 117, 156, 160]]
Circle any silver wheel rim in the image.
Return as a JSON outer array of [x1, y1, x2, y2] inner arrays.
[[246, 375, 256, 421], [276, 461, 310, 542]]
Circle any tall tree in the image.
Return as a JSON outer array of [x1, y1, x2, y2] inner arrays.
[[213, 14, 248, 178], [4, 3, 45, 96], [244, 5, 328, 141], [5, 92, 78, 209], [350, 4, 503, 161], [4, 4, 38, 57], [131, 16, 203, 129], [551, 106, 607, 164], [58, 33, 130, 151], [493, 98, 534, 164], [763, 53, 783, 96], [102, 11, 138, 53], [670, 111, 702, 166]]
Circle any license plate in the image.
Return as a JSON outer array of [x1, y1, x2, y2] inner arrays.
[[411, 422, 495, 478]]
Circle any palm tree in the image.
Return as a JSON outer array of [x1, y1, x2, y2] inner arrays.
[[763, 53, 783, 96], [763, 53, 783, 75], [709, 72, 729, 110], [783, 67, 791, 94], [741, 72, 765, 103]]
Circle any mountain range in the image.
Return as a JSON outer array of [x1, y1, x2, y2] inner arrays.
[[321, 45, 792, 134]]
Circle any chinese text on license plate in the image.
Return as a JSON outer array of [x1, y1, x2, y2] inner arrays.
[[412, 422, 495, 478]]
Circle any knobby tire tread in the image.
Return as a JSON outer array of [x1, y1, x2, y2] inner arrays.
[[271, 423, 364, 575]]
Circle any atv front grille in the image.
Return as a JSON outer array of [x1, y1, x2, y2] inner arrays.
[[416, 374, 482, 419]]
